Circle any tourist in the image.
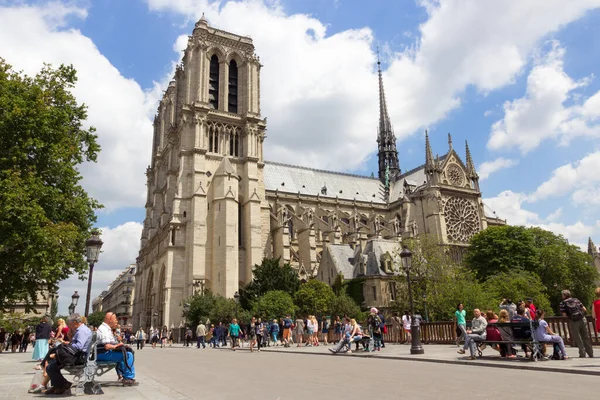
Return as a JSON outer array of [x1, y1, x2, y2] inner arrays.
[[512, 307, 532, 357], [295, 315, 305, 347], [168, 329, 174, 346], [457, 308, 487, 360], [559, 289, 593, 358], [306, 316, 315, 347], [229, 318, 241, 351], [32, 316, 52, 362], [329, 318, 361, 354], [97, 312, 138, 386], [44, 314, 92, 394], [0, 328, 6, 354], [196, 321, 206, 349], [454, 303, 467, 347], [135, 328, 145, 350], [151, 328, 159, 348], [499, 298, 517, 320], [526, 298, 537, 317], [54, 318, 69, 342], [248, 317, 257, 353], [368, 307, 382, 352], [333, 316, 342, 344], [535, 309, 567, 360], [282, 314, 293, 348], [591, 288, 600, 334], [10, 329, 22, 353], [497, 309, 516, 358], [377, 309, 386, 348], [484, 310, 502, 354], [270, 319, 280, 345], [20, 328, 31, 353], [402, 310, 411, 344], [256, 318, 264, 351], [218, 322, 228, 347], [321, 316, 329, 345], [161, 325, 168, 348]]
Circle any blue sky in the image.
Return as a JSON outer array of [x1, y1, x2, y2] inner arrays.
[[1, 0, 600, 313]]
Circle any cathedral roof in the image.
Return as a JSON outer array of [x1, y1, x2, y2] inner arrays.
[[263, 161, 387, 204], [325, 244, 356, 279]]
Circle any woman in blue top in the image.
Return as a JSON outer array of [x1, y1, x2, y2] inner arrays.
[[454, 303, 467, 347], [535, 309, 568, 360], [229, 319, 241, 351]]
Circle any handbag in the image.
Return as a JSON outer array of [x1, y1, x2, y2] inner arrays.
[[55, 343, 85, 367]]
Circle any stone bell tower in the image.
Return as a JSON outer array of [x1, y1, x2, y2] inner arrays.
[[135, 14, 268, 331]]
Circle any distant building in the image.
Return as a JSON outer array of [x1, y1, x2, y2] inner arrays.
[[5, 290, 55, 318], [92, 264, 135, 328]]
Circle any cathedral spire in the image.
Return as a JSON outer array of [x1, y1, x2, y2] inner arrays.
[[589, 237, 598, 256], [425, 130, 434, 173], [376, 48, 400, 185], [465, 140, 477, 178]]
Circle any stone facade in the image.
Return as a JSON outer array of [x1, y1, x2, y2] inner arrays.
[[6, 290, 55, 318], [91, 264, 135, 328], [132, 17, 505, 330]]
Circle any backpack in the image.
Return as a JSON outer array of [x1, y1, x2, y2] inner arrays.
[[283, 319, 292, 329], [369, 314, 381, 333], [563, 298, 584, 321]]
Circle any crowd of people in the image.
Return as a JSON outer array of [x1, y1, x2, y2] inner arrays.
[[455, 290, 599, 360]]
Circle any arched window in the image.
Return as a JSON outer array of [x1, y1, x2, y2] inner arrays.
[[229, 132, 239, 156], [228, 60, 238, 113], [209, 55, 220, 109]]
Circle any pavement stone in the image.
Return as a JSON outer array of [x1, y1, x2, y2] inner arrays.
[[1, 344, 600, 399]]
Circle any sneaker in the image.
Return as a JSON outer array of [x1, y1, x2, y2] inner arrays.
[[328, 348, 337, 354], [28, 385, 46, 394], [457, 349, 465, 354]]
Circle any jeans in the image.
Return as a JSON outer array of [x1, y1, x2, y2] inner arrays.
[[457, 324, 467, 343], [97, 350, 135, 380], [272, 332, 278, 343], [570, 319, 593, 357], [541, 334, 567, 357], [373, 333, 382, 350], [196, 336, 206, 348], [464, 333, 484, 356], [209, 337, 218, 347]]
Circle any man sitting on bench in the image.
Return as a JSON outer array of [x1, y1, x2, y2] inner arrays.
[[97, 312, 138, 386], [45, 314, 92, 394], [457, 308, 487, 359]]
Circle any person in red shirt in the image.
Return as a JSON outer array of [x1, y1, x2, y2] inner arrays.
[[527, 298, 536, 318], [591, 288, 600, 333]]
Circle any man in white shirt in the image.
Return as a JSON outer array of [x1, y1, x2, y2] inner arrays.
[[97, 312, 138, 386], [196, 322, 206, 349]]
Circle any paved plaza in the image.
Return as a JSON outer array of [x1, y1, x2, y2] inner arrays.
[[1, 344, 600, 399]]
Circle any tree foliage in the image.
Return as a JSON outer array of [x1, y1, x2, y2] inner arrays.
[[86, 311, 105, 328], [483, 270, 552, 315], [465, 226, 599, 311], [0, 59, 101, 310], [294, 280, 335, 316], [239, 258, 299, 309], [329, 293, 363, 320], [254, 290, 295, 321]]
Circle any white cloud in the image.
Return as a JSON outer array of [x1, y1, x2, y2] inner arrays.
[[0, 3, 156, 210], [488, 41, 600, 153], [484, 190, 596, 249], [478, 157, 519, 181], [56, 222, 143, 315], [529, 151, 600, 207], [144, 0, 600, 172]]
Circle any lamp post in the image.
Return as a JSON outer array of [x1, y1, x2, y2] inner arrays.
[[233, 291, 240, 319], [68, 291, 80, 315], [84, 231, 103, 317], [400, 246, 424, 355], [422, 293, 429, 323]]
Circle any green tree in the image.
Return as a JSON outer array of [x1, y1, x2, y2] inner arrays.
[[86, 311, 104, 328], [482, 270, 552, 315], [0, 59, 101, 310], [465, 226, 599, 311], [329, 294, 363, 319], [294, 280, 335, 316], [240, 258, 299, 309], [185, 291, 218, 327], [254, 290, 295, 321], [209, 296, 238, 324]]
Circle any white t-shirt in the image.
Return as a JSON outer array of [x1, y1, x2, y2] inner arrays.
[[97, 322, 117, 345], [402, 315, 411, 330]]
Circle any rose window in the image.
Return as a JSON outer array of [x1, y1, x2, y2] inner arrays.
[[447, 164, 464, 186], [444, 197, 479, 243]]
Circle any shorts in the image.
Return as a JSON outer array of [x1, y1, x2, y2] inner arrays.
[[307, 328, 314, 335], [283, 328, 291, 339]]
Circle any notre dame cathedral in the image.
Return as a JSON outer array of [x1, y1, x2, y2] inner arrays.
[[132, 16, 505, 331]]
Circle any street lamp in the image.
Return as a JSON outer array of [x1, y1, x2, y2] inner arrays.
[[422, 293, 429, 323], [84, 231, 103, 317], [233, 291, 240, 319], [400, 246, 424, 355], [68, 291, 80, 315]]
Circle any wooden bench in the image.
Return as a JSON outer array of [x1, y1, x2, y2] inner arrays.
[[475, 320, 545, 361], [63, 332, 119, 395]]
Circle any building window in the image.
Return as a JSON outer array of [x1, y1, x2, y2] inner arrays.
[[228, 60, 238, 113], [372, 286, 377, 301], [208, 129, 219, 153], [389, 282, 397, 301], [209, 55, 220, 110], [229, 132, 239, 156]]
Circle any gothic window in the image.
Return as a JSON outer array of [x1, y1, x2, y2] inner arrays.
[[208, 127, 219, 153], [447, 163, 464, 186], [444, 196, 480, 243], [228, 60, 238, 113], [209, 55, 220, 110], [389, 281, 397, 301], [238, 206, 243, 246], [372, 286, 377, 301], [229, 132, 239, 156]]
